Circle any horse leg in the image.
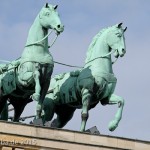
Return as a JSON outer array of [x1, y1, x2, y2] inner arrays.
[[51, 105, 76, 128], [107, 94, 124, 131], [36, 66, 53, 119], [35, 78, 50, 119], [32, 69, 41, 101], [80, 88, 91, 132], [43, 97, 55, 123], [0, 97, 7, 116], [32, 67, 43, 119], [0, 101, 8, 120], [13, 101, 27, 122]]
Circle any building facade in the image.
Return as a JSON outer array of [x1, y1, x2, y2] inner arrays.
[[0, 121, 149, 150]]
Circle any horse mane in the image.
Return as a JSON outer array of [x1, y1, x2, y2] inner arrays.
[[85, 26, 113, 63]]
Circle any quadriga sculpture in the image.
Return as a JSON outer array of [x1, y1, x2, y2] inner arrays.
[[43, 23, 127, 132], [0, 3, 64, 120]]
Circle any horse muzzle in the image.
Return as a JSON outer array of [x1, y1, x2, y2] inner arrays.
[[54, 24, 64, 35], [114, 49, 126, 58], [119, 48, 126, 57]]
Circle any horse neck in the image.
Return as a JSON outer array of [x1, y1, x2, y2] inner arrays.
[[20, 14, 54, 64], [26, 16, 48, 47], [84, 36, 113, 74]]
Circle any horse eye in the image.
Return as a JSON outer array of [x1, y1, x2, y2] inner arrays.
[[46, 12, 50, 16], [115, 33, 121, 37]]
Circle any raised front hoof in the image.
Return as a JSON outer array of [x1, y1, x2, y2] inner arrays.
[[108, 120, 118, 132], [32, 93, 40, 101]]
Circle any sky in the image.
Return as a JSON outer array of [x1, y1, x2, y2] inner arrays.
[[0, 0, 150, 141]]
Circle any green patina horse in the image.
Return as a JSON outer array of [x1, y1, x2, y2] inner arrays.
[[0, 3, 64, 120], [43, 23, 127, 132]]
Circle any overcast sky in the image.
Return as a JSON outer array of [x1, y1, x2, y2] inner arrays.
[[0, 0, 150, 141]]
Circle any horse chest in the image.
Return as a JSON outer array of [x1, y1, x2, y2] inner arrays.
[[94, 73, 117, 100], [21, 48, 54, 65]]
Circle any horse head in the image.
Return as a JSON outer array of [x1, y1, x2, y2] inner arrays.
[[39, 3, 64, 34], [106, 23, 127, 58]]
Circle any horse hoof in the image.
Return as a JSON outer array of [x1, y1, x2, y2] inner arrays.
[[108, 120, 118, 131], [32, 93, 40, 101]]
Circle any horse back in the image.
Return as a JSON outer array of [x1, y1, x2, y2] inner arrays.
[[48, 70, 81, 105]]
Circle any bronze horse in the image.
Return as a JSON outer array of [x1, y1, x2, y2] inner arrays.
[[43, 23, 127, 132], [0, 3, 64, 120]]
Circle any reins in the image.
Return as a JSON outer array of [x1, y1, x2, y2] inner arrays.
[[25, 30, 58, 48], [54, 61, 83, 68], [0, 49, 118, 69], [0, 28, 119, 69], [54, 49, 118, 68], [23, 28, 118, 68], [85, 49, 118, 65]]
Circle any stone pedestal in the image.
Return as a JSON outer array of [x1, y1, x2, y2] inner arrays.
[[0, 121, 149, 150]]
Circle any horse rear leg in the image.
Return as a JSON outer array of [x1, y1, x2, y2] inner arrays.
[[51, 105, 76, 128], [0, 97, 7, 117], [107, 94, 124, 131], [13, 102, 27, 122], [80, 89, 91, 132], [0, 101, 8, 120], [43, 97, 55, 123]]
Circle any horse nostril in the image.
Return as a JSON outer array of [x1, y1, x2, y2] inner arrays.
[[57, 24, 61, 28], [56, 24, 64, 33], [122, 49, 126, 54]]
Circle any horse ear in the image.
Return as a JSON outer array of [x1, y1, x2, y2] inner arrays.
[[54, 5, 58, 10], [124, 27, 127, 32], [117, 22, 123, 28], [45, 3, 49, 8]]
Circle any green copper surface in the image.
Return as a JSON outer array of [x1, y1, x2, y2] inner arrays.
[[43, 23, 127, 132], [0, 3, 64, 120]]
